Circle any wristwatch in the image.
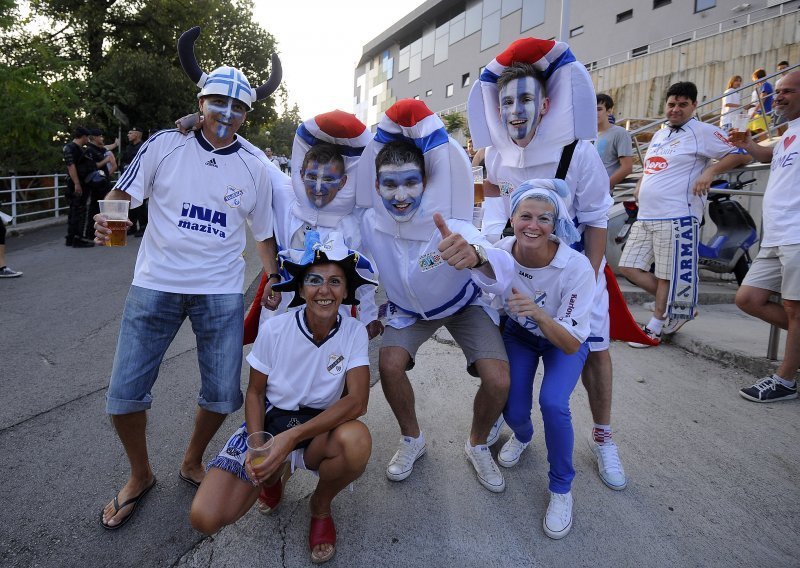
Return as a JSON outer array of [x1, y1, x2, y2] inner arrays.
[[471, 244, 488, 268]]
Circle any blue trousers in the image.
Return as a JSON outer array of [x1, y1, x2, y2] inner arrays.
[[502, 319, 589, 493]]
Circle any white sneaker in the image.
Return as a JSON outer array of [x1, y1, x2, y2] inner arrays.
[[464, 442, 505, 493], [486, 416, 505, 447], [627, 325, 661, 348], [386, 435, 426, 481], [588, 435, 628, 490], [662, 308, 699, 335], [543, 491, 573, 539], [497, 434, 529, 468]]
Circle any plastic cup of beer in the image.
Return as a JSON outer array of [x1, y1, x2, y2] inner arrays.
[[729, 114, 749, 144], [472, 166, 484, 206], [246, 431, 274, 467], [98, 200, 130, 247]]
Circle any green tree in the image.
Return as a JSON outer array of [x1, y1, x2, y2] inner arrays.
[[441, 112, 466, 135]]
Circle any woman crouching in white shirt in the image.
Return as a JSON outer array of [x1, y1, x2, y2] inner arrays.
[[190, 232, 376, 564], [492, 179, 596, 540]]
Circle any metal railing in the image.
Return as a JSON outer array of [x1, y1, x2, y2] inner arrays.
[[627, 63, 799, 167], [0, 174, 69, 227], [588, 0, 799, 72]]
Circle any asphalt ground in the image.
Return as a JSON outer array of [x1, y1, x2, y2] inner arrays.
[[0, 223, 797, 568]]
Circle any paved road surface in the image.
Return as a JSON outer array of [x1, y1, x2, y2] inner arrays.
[[0, 225, 797, 567]]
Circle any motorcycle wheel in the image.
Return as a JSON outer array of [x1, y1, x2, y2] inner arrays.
[[733, 256, 750, 286]]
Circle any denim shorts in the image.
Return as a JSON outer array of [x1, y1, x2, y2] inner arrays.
[[106, 285, 245, 415]]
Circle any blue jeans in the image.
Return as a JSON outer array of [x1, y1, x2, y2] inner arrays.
[[106, 286, 245, 415], [502, 319, 589, 494]]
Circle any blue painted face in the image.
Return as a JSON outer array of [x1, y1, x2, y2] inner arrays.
[[302, 161, 346, 209], [376, 164, 425, 222], [499, 76, 544, 147], [202, 96, 247, 140]]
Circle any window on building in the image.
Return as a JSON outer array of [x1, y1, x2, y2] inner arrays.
[[631, 44, 649, 58], [414, 95, 420, 100], [569, 26, 584, 38], [521, 0, 545, 33], [502, 0, 522, 17], [372, 95, 378, 106], [465, 0, 482, 36], [653, 0, 671, 8], [426, 89, 433, 97], [434, 22, 449, 65], [695, 0, 715, 12], [585, 61, 598, 71], [449, 11, 466, 45], [480, 3, 501, 51], [616, 9, 633, 23], [446, 83, 454, 97], [462, 73, 470, 88]]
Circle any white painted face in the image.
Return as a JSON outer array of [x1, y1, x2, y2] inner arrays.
[[499, 76, 546, 147], [375, 164, 426, 222]]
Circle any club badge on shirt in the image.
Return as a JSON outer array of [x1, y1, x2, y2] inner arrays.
[[327, 354, 345, 375], [224, 185, 244, 208], [418, 251, 444, 272]]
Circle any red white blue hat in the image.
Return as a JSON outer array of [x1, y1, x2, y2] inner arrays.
[[356, 99, 473, 240], [467, 37, 596, 168]]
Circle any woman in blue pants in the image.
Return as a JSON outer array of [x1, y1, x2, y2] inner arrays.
[[490, 179, 596, 539]]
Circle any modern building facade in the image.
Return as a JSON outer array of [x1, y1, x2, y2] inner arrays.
[[354, 0, 798, 132]]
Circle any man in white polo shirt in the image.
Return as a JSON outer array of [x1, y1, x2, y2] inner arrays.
[[620, 81, 749, 346], [95, 27, 282, 530], [733, 70, 800, 402]]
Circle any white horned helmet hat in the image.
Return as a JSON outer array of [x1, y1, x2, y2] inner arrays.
[[177, 26, 282, 110]]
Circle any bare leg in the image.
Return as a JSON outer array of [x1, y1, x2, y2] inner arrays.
[[776, 299, 800, 379], [620, 266, 658, 296], [581, 350, 613, 425], [736, 286, 789, 330], [304, 421, 372, 562], [102, 411, 156, 527], [379, 347, 420, 437], [654, 278, 670, 321], [180, 407, 227, 484], [469, 359, 510, 446], [190, 468, 260, 534]]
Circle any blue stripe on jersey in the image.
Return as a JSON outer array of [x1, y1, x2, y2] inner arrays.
[[374, 126, 448, 155], [390, 279, 482, 319], [115, 129, 175, 192]]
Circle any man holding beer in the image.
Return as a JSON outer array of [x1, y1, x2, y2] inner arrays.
[[95, 27, 282, 530]]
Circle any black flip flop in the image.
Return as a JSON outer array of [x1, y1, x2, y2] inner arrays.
[[178, 471, 201, 488], [100, 478, 157, 530]]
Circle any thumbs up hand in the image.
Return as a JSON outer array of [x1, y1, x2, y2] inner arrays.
[[434, 212, 481, 270]]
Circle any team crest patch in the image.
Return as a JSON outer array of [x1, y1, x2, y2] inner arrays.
[[327, 354, 345, 374], [533, 290, 547, 308], [224, 185, 244, 208], [499, 181, 515, 196], [418, 251, 444, 272]]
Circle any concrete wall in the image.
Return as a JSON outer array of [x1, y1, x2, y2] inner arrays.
[[590, 12, 800, 122]]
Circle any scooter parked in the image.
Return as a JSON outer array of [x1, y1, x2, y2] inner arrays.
[[608, 172, 758, 285]]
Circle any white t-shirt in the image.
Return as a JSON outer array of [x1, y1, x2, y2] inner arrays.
[[638, 119, 740, 221], [762, 117, 800, 247], [116, 129, 274, 294], [361, 214, 512, 329], [491, 236, 595, 343], [482, 140, 612, 241], [720, 88, 741, 129], [246, 308, 369, 410]]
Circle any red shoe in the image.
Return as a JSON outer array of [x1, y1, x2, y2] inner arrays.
[[256, 479, 282, 515], [309, 514, 336, 564]]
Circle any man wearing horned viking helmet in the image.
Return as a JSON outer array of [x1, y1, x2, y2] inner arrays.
[[94, 26, 283, 530]]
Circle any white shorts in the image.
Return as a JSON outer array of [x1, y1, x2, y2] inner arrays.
[[589, 260, 610, 352], [619, 220, 674, 280], [742, 244, 800, 301]]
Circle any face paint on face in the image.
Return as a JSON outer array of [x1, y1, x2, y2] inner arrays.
[[499, 76, 544, 147], [302, 161, 345, 209], [376, 164, 425, 222], [203, 97, 247, 139]]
